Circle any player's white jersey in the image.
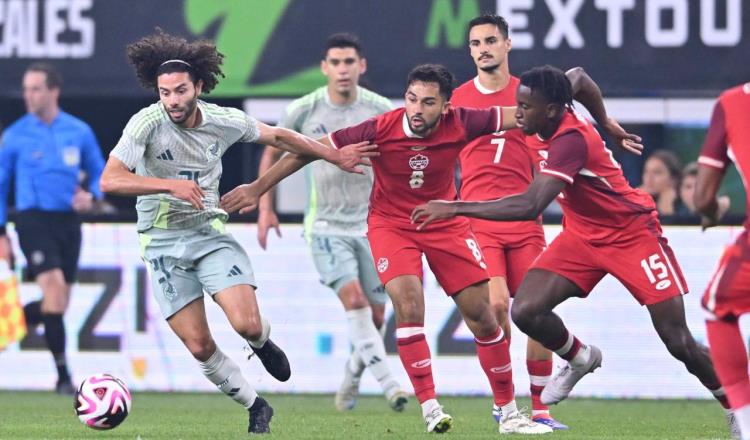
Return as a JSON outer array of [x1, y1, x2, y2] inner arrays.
[[111, 100, 259, 231]]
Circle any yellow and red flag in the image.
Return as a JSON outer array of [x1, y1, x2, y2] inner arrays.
[[0, 262, 26, 351]]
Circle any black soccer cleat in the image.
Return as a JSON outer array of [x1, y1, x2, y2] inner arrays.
[[248, 396, 274, 434], [249, 339, 291, 382], [55, 378, 76, 396]]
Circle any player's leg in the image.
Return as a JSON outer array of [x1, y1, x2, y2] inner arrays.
[[648, 296, 731, 407], [200, 236, 290, 383], [507, 240, 568, 429], [512, 269, 603, 406], [17, 212, 79, 394], [707, 316, 750, 440], [451, 281, 550, 435], [167, 295, 272, 433]]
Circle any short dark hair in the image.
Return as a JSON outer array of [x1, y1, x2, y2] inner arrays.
[[407, 64, 455, 100], [126, 28, 225, 93], [519, 65, 573, 107], [25, 62, 63, 89], [324, 33, 362, 58], [468, 13, 509, 39]]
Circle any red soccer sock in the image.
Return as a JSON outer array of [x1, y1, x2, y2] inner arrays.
[[547, 327, 583, 361], [527, 359, 553, 413], [707, 319, 750, 409], [475, 327, 514, 407], [396, 323, 436, 404]]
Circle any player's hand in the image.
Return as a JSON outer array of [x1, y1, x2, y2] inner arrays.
[[411, 200, 458, 230], [220, 182, 261, 215], [72, 187, 94, 213], [333, 142, 379, 174], [602, 117, 643, 155], [171, 180, 205, 210], [257, 208, 281, 250], [0, 234, 14, 268], [700, 195, 731, 231]]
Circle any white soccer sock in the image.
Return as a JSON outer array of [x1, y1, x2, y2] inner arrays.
[[734, 405, 750, 440], [347, 349, 366, 377], [198, 348, 258, 409], [346, 307, 398, 393], [500, 400, 518, 419], [421, 398, 440, 418], [247, 315, 271, 349]]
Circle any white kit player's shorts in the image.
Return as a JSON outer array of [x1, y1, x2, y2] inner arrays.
[[309, 234, 386, 304], [139, 219, 256, 319]]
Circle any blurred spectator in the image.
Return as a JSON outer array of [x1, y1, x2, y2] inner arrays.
[[678, 162, 699, 215], [641, 150, 681, 216]]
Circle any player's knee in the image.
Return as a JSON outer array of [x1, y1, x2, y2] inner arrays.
[[185, 337, 216, 361], [232, 317, 264, 341], [510, 299, 533, 332], [490, 298, 509, 324]]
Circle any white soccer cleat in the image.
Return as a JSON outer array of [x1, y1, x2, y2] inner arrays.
[[541, 345, 602, 405], [498, 409, 553, 435], [424, 406, 453, 433], [334, 362, 363, 411]]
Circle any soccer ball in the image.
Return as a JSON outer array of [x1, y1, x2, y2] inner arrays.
[[74, 374, 132, 430]]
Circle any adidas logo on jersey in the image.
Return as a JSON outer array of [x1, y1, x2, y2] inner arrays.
[[157, 149, 174, 160], [227, 265, 243, 277]]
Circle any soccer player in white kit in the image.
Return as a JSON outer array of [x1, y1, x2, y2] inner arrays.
[[100, 30, 376, 434]]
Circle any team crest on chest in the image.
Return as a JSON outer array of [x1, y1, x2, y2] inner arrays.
[[409, 154, 429, 170], [206, 142, 220, 159]]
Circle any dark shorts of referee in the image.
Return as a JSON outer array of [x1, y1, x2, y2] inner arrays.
[[15, 210, 82, 283]]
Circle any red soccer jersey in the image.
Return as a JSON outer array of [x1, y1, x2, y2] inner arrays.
[[526, 109, 657, 244], [453, 76, 542, 236], [698, 82, 750, 227], [329, 106, 501, 229]]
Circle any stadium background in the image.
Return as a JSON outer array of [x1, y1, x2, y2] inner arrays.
[[0, 0, 749, 399]]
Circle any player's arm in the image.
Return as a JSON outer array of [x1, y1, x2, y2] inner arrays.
[[100, 157, 205, 210], [255, 145, 285, 249], [221, 136, 343, 215], [695, 100, 732, 230], [255, 123, 374, 175], [566, 67, 642, 155], [411, 174, 565, 230], [222, 118, 378, 215], [0, 135, 18, 263]]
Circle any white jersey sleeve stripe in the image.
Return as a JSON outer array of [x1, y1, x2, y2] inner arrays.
[[328, 133, 339, 150], [698, 156, 726, 169], [541, 168, 574, 184]]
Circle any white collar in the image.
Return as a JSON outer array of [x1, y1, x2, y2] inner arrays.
[[473, 76, 498, 95]]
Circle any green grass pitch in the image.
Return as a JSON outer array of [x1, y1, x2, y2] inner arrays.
[[0, 391, 732, 439]]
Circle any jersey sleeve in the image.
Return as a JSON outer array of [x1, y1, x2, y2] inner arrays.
[[456, 107, 501, 140], [541, 131, 588, 184], [110, 112, 150, 169], [329, 117, 378, 150], [80, 125, 105, 200], [0, 131, 18, 227], [698, 100, 730, 170]]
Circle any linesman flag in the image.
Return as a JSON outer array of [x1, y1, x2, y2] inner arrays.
[[0, 260, 26, 351]]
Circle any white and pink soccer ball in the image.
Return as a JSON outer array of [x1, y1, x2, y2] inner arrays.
[[74, 374, 132, 430]]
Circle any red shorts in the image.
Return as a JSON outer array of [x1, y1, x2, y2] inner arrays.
[[702, 230, 750, 319], [367, 219, 489, 295], [532, 228, 687, 305], [473, 229, 545, 296]]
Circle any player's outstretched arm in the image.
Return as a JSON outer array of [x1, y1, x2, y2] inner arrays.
[[256, 123, 377, 174], [566, 67, 643, 155], [411, 174, 565, 230], [256, 146, 285, 249], [100, 157, 205, 209]]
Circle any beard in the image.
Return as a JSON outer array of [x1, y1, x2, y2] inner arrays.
[[408, 116, 440, 136], [166, 97, 198, 125], [479, 62, 500, 73]]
